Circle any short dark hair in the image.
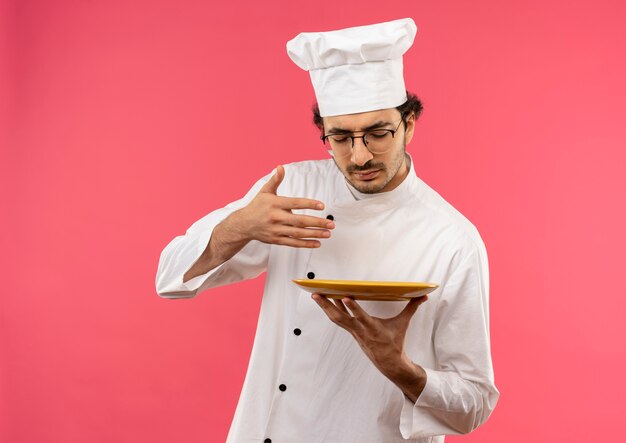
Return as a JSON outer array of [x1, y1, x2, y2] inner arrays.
[[312, 91, 424, 135]]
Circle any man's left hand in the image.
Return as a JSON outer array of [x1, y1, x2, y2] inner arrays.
[[311, 293, 429, 402]]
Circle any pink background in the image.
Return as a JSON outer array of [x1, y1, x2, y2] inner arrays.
[[3, 0, 626, 441]]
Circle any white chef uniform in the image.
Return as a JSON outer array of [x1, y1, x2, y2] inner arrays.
[[156, 155, 499, 442]]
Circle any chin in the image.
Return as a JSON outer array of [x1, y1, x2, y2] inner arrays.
[[349, 177, 389, 194]]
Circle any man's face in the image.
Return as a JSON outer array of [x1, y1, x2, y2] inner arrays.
[[323, 108, 415, 194]]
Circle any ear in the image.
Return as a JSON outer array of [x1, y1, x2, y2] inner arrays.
[[404, 112, 416, 145]]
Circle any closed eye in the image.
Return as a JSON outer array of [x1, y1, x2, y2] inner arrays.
[[329, 135, 351, 143], [367, 130, 390, 138]]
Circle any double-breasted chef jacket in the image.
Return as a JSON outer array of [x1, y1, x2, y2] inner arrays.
[[156, 155, 499, 442]]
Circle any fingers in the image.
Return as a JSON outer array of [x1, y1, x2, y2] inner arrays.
[[259, 165, 285, 195], [261, 187, 325, 212], [285, 213, 335, 230], [332, 298, 351, 315], [277, 225, 331, 240], [312, 293, 351, 325], [276, 196, 325, 211], [399, 295, 429, 320], [342, 297, 374, 325], [262, 221, 331, 248], [273, 236, 322, 248], [251, 165, 334, 249]]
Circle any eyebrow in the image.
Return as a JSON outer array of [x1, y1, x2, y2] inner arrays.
[[327, 120, 393, 134]]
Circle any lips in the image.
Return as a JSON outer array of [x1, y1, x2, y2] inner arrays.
[[353, 169, 381, 180]]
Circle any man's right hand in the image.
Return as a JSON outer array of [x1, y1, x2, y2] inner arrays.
[[233, 165, 334, 248], [183, 165, 334, 283]]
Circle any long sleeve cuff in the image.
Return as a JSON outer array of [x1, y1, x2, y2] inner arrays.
[[399, 367, 499, 439], [156, 217, 271, 299], [156, 225, 225, 298]]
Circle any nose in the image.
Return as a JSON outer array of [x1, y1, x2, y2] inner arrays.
[[350, 136, 374, 166]]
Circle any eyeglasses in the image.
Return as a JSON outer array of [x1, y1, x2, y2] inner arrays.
[[321, 115, 405, 158]]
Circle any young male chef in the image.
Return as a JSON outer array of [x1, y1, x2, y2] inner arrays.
[[156, 18, 499, 442]]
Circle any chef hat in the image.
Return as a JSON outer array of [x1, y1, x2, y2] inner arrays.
[[286, 18, 417, 117]]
